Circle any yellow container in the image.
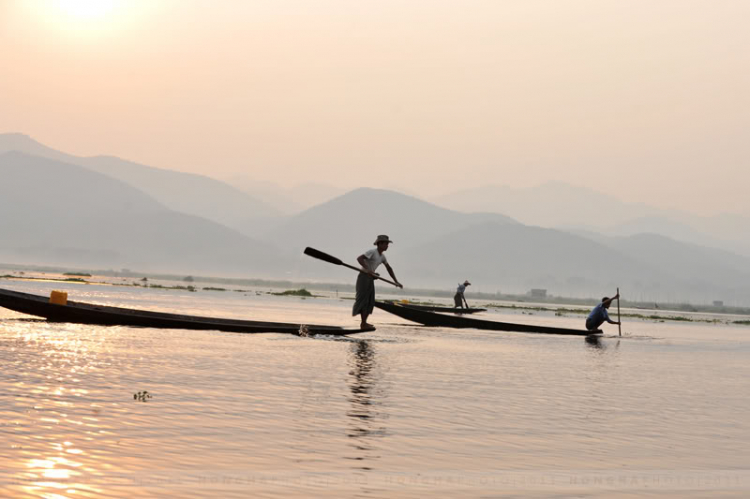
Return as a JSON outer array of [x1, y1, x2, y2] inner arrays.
[[49, 290, 68, 306]]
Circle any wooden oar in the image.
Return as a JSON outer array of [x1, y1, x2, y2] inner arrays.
[[617, 286, 622, 337], [304, 247, 401, 287]]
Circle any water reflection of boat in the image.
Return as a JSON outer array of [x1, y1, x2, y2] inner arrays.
[[345, 340, 386, 470], [0, 288, 366, 336]]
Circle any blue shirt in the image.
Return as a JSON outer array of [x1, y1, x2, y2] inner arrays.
[[586, 302, 612, 330]]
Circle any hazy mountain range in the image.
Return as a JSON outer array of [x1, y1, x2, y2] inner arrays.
[[0, 150, 285, 276], [431, 183, 750, 258], [0, 133, 281, 236], [2, 133, 750, 305]]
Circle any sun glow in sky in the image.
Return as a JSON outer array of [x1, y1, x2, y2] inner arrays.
[[51, 0, 120, 20], [11, 0, 150, 39], [2, 0, 749, 215]]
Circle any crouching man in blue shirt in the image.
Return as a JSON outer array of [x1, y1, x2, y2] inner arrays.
[[586, 293, 621, 332]]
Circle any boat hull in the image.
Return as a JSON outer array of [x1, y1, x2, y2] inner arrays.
[[375, 301, 596, 336], [399, 303, 486, 314], [0, 288, 365, 336]]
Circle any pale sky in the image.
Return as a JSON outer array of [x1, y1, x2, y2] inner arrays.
[[1, 0, 748, 215]]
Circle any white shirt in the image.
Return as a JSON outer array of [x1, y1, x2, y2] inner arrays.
[[361, 248, 388, 272], [456, 283, 466, 294]]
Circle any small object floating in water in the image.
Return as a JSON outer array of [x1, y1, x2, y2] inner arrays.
[[134, 391, 152, 402]]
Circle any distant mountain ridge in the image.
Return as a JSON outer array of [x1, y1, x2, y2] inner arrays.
[[266, 187, 518, 271], [0, 151, 288, 276], [432, 182, 656, 228], [223, 175, 347, 215], [0, 133, 282, 236], [397, 221, 750, 303], [432, 182, 750, 258], [397, 221, 668, 295]]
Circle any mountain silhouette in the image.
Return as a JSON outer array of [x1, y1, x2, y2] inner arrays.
[[0, 151, 288, 276]]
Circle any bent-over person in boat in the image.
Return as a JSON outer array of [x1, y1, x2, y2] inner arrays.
[[454, 280, 471, 308], [353, 235, 403, 330], [585, 293, 621, 332]]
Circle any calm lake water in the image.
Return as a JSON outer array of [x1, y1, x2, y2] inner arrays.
[[1, 280, 749, 498]]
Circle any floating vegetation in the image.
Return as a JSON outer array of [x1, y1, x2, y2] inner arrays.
[[0, 274, 90, 284], [128, 283, 197, 292], [271, 288, 316, 297], [133, 391, 152, 402], [644, 314, 691, 322], [64, 272, 91, 277], [396, 299, 438, 306], [734, 320, 750, 325], [481, 302, 726, 324], [203, 287, 227, 292], [485, 303, 589, 314]]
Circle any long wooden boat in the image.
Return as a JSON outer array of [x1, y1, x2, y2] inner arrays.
[[375, 301, 596, 336], [0, 288, 367, 336], [398, 302, 486, 314]]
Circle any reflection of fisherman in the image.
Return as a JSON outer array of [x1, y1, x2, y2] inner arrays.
[[353, 235, 403, 330], [585, 294, 621, 331], [454, 280, 471, 309]]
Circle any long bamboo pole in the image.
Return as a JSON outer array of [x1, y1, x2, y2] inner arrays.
[[617, 287, 622, 337]]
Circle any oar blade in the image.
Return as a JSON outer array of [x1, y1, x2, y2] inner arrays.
[[304, 247, 343, 266]]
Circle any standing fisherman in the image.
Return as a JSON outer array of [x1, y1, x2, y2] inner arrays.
[[454, 280, 471, 309], [353, 235, 403, 330]]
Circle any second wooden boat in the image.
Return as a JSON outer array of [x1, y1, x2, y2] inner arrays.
[[375, 300, 596, 336]]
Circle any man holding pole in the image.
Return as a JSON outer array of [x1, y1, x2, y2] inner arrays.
[[353, 235, 403, 330], [585, 293, 621, 333], [454, 280, 471, 309]]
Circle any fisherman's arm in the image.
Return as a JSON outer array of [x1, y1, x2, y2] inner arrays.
[[603, 293, 620, 308], [384, 263, 403, 288], [603, 309, 620, 325]]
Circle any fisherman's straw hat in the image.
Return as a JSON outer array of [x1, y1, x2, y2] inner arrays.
[[373, 235, 394, 245]]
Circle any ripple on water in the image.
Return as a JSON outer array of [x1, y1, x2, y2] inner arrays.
[[1, 285, 749, 497]]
